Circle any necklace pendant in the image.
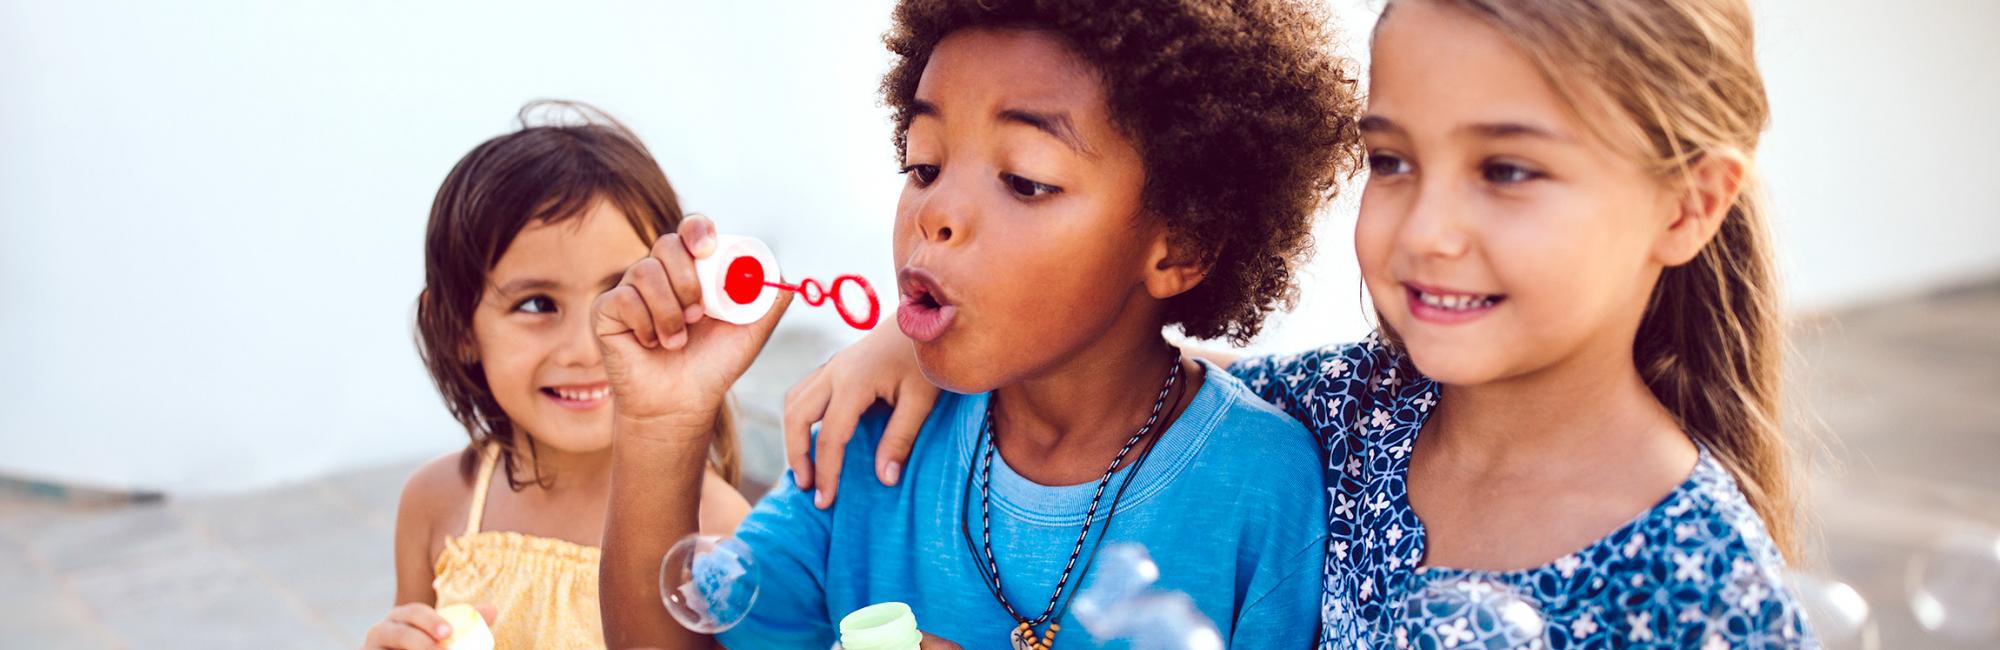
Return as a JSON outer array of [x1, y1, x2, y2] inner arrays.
[[1010, 624, 1035, 650], [1010, 622, 1057, 650]]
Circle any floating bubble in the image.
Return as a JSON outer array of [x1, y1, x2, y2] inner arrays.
[[1784, 571, 1876, 650], [659, 534, 760, 633], [1400, 575, 1548, 650], [1906, 531, 2000, 643], [1074, 543, 1223, 650]]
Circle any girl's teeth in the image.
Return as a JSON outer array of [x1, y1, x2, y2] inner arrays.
[[1419, 291, 1495, 311], [554, 387, 609, 401]]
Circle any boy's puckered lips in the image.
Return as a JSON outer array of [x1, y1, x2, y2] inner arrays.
[[896, 267, 958, 343]]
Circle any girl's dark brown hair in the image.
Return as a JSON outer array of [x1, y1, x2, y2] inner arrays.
[[415, 100, 741, 490]]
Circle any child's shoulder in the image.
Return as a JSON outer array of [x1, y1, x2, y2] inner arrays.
[[1202, 363, 1316, 440], [1183, 363, 1324, 482], [1637, 452, 1793, 570], [397, 449, 482, 548], [1554, 452, 1808, 643], [1230, 335, 1404, 391], [1225, 334, 1422, 433]]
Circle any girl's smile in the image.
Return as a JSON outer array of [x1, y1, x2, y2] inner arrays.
[[1402, 281, 1506, 325], [540, 382, 611, 411]]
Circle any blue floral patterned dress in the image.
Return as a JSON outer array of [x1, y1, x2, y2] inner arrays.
[[1229, 335, 1815, 649]]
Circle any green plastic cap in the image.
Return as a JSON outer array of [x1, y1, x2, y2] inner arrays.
[[838, 602, 921, 650]]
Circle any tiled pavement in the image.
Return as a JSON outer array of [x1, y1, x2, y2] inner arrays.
[[3, 283, 1995, 648]]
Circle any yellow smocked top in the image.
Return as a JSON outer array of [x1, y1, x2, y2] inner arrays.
[[432, 445, 605, 649]]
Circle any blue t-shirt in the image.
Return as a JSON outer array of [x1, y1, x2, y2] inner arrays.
[[1229, 335, 1815, 650], [718, 360, 1327, 649]]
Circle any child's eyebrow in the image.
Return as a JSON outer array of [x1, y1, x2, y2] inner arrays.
[[495, 271, 624, 296], [494, 278, 559, 296], [1459, 121, 1571, 143], [999, 108, 1092, 157], [1362, 114, 1571, 144], [1358, 114, 1403, 135]]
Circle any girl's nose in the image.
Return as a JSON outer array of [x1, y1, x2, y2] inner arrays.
[[1399, 180, 1471, 259], [552, 308, 603, 368]]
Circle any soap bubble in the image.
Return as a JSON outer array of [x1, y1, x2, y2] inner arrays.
[[659, 534, 760, 633], [1906, 531, 2000, 643], [1399, 575, 1548, 650], [1784, 571, 1876, 650], [1074, 544, 1223, 650]]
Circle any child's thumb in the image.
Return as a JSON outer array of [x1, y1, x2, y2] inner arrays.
[[678, 214, 718, 259], [476, 603, 497, 625]]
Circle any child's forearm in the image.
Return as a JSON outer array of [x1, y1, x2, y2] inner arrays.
[[600, 414, 722, 650]]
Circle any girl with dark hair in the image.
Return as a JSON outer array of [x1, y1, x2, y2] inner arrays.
[[362, 101, 749, 650]]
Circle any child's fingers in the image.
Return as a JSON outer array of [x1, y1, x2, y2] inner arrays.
[[782, 368, 831, 491], [596, 284, 657, 348], [475, 603, 497, 626], [813, 393, 867, 509], [627, 257, 689, 349], [386, 603, 452, 644], [875, 379, 937, 487], [678, 214, 718, 259], [649, 234, 706, 325], [373, 623, 445, 650]]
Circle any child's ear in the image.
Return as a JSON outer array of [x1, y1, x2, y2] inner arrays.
[[1653, 149, 1747, 267], [1143, 228, 1210, 300]]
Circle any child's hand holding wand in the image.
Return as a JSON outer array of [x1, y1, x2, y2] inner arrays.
[[593, 214, 789, 648]]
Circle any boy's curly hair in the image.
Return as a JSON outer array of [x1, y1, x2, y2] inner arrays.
[[881, 0, 1363, 344]]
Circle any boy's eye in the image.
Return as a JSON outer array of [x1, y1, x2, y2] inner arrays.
[[900, 164, 940, 186], [1481, 160, 1544, 185], [1002, 173, 1062, 199], [514, 296, 557, 314], [1367, 152, 1413, 177]]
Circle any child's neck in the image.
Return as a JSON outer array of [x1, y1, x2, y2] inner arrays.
[[511, 441, 614, 499], [1409, 328, 1701, 572], [990, 327, 1198, 487], [479, 438, 615, 548], [1423, 332, 1692, 476]]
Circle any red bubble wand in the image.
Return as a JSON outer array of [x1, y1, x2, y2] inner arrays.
[[721, 255, 880, 330]]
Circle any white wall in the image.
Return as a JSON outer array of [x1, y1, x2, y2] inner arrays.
[[0, 1, 908, 494], [3, 0, 1995, 494]]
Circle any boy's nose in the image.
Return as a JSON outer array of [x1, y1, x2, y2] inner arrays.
[[914, 175, 970, 246]]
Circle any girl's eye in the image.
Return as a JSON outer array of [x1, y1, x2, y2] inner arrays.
[[1002, 173, 1062, 199], [1481, 160, 1545, 185], [900, 164, 940, 186], [514, 296, 557, 314], [1367, 152, 1413, 177]]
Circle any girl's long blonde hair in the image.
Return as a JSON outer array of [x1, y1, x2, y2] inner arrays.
[[1411, 0, 1797, 559]]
